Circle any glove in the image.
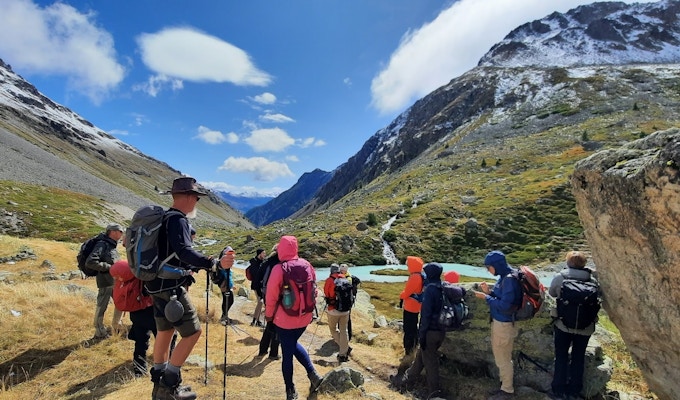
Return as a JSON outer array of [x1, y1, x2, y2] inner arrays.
[[419, 336, 427, 351]]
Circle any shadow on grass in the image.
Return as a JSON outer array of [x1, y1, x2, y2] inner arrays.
[[0, 338, 97, 389], [220, 354, 275, 378], [66, 361, 134, 400]]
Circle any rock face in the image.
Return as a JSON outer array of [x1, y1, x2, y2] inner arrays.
[[439, 287, 612, 398], [571, 128, 680, 400]]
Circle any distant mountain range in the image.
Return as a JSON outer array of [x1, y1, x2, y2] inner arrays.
[[1, 0, 680, 267], [215, 192, 273, 214]]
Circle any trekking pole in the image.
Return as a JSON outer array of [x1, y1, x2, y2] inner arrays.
[[223, 290, 229, 400], [205, 270, 210, 385], [307, 304, 327, 352]]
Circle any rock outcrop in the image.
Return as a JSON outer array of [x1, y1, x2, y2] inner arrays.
[[571, 128, 680, 400]]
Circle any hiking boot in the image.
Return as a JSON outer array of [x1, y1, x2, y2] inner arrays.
[[337, 354, 349, 362], [156, 377, 197, 400], [346, 346, 353, 356], [308, 371, 323, 393], [285, 386, 298, 400], [268, 354, 281, 360]]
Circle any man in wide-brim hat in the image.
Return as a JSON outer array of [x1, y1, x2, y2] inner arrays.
[[147, 175, 234, 400]]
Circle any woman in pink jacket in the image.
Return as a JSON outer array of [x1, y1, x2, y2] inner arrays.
[[265, 235, 323, 400]]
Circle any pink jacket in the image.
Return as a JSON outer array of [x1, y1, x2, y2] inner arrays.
[[265, 236, 317, 329]]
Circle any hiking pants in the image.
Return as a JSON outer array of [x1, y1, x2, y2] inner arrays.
[[94, 286, 113, 336], [221, 289, 234, 319], [277, 326, 315, 391], [404, 329, 446, 394], [403, 310, 419, 354], [259, 321, 280, 357], [129, 306, 157, 375], [553, 326, 591, 397], [326, 310, 350, 356], [491, 320, 518, 393], [252, 293, 264, 322]]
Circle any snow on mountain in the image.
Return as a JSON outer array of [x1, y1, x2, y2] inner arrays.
[[479, 0, 680, 68], [0, 59, 143, 155]]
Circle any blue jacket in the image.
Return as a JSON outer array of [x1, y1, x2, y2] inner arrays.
[[485, 257, 522, 323]]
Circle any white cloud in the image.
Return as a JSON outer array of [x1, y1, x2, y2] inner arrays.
[[252, 92, 277, 104], [370, 0, 657, 115], [108, 129, 129, 136], [245, 128, 295, 152], [343, 77, 352, 86], [137, 27, 271, 86], [0, 0, 125, 103], [217, 157, 294, 182], [298, 137, 326, 148], [132, 74, 183, 97], [286, 155, 299, 162], [194, 126, 239, 145], [260, 113, 295, 124]]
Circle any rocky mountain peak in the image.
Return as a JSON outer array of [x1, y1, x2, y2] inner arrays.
[[479, 0, 680, 68]]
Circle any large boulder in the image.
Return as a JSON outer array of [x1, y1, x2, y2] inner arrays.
[[440, 286, 612, 398], [571, 128, 680, 400]]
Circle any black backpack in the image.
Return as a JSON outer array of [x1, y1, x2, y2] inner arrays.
[[76, 236, 101, 277], [334, 276, 355, 312], [556, 271, 601, 330], [436, 282, 470, 331]]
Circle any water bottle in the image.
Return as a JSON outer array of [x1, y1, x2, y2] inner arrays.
[[282, 284, 294, 309]]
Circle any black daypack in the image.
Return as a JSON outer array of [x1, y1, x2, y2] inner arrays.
[[76, 236, 101, 277], [556, 271, 600, 330], [436, 282, 470, 331], [334, 276, 355, 312]]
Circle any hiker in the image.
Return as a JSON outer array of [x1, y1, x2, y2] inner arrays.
[[549, 251, 600, 400], [396, 262, 454, 398], [265, 235, 323, 400], [248, 248, 267, 326], [146, 176, 235, 400], [473, 250, 522, 400], [169, 226, 197, 357], [444, 270, 460, 284], [110, 260, 157, 376], [323, 264, 352, 362], [257, 245, 281, 359], [399, 256, 425, 355], [213, 245, 235, 326], [85, 223, 125, 339], [339, 263, 360, 341]]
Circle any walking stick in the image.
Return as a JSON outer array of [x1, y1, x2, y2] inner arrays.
[[307, 304, 327, 352], [223, 290, 229, 400], [205, 270, 210, 385]]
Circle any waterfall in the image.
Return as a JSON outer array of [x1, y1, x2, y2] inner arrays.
[[380, 213, 401, 265]]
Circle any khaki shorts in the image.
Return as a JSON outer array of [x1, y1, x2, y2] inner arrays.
[[152, 287, 201, 337]]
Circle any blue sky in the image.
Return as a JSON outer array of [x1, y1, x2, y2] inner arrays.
[[0, 0, 654, 197]]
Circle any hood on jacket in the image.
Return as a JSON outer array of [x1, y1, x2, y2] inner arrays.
[[484, 250, 512, 276], [277, 235, 299, 262], [423, 262, 443, 283], [406, 256, 424, 274]]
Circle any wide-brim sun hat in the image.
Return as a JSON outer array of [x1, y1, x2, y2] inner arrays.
[[166, 176, 208, 196]]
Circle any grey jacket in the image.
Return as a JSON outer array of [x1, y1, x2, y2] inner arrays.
[[549, 267, 598, 336], [85, 233, 120, 288]]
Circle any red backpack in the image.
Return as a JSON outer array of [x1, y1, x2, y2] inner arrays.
[[110, 260, 153, 312], [508, 265, 546, 321]]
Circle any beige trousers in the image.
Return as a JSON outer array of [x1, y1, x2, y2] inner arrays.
[[491, 320, 519, 393], [326, 310, 350, 355]]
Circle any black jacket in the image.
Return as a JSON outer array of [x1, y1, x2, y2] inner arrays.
[[85, 233, 119, 288]]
